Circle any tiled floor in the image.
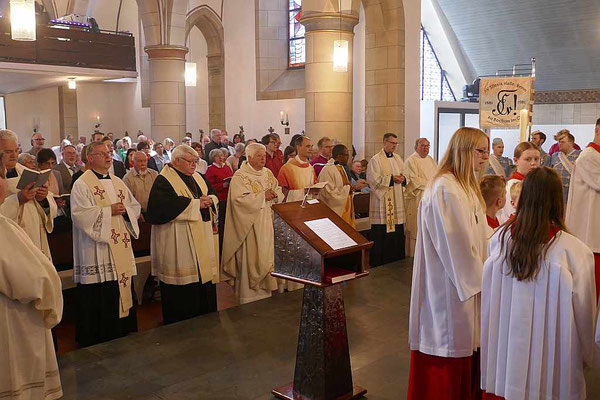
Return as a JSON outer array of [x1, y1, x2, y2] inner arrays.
[[56, 260, 600, 399]]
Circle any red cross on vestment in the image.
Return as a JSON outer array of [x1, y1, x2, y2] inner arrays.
[[119, 273, 129, 287], [93, 185, 106, 200], [117, 189, 125, 203], [122, 232, 131, 248], [110, 229, 121, 244]]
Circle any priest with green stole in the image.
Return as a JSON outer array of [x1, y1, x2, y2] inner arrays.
[[318, 144, 356, 228], [146, 145, 220, 324], [71, 141, 141, 346], [222, 143, 283, 304]]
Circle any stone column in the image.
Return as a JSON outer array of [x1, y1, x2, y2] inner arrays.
[[207, 54, 226, 131], [145, 45, 188, 144], [301, 12, 359, 147]]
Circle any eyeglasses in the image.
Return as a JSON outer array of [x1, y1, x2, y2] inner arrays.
[[89, 151, 111, 158], [474, 148, 490, 155], [180, 157, 199, 165], [33, 138, 45, 142]]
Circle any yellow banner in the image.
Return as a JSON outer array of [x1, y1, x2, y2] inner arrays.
[[479, 77, 534, 128]]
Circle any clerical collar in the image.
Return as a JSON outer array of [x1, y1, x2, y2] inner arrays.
[[295, 155, 309, 164], [587, 142, 600, 153], [6, 168, 17, 179], [92, 169, 110, 179], [384, 151, 394, 158], [334, 161, 344, 166]]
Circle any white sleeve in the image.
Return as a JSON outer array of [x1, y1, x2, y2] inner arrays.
[[71, 180, 112, 244]]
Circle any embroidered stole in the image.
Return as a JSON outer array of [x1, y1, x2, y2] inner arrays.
[[489, 155, 506, 177], [80, 170, 133, 318], [335, 165, 356, 228], [558, 152, 575, 175], [160, 165, 219, 284], [377, 151, 398, 233]]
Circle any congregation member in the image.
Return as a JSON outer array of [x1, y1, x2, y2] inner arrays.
[[163, 138, 174, 161], [206, 148, 234, 257], [221, 132, 235, 156], [318, 144, 355, 227], [232, 133, 243, 144], [182, 136, 192, 146], [204, 129, 225, 163], [479, 175, 506, 230], [148, 142, 168, 172], [91, 132, 104, 142], [17, 152, 36, 169], [145, 145, 219, 324], [566, 118, 600, 298], [404, 138, 437, 256], [283, 145, 296, 164], [226, 143, 245, 171], [486, 138, 513, 178], [117, 136, 131, 162], [262, 133, 284, 178], [310, 136, 333, 176], [71, 141, 141, 346], [36, 149, 63, 196], [549, 130, 581, 155], [54, 144, 79, 193], [27, 132, 46, 157], [366, 133, 407, 266], [123, 151, 158, 213], [102, 136, 126, 179], [0, 160, 64, 400], [277, 136, 317, 202], [408, 127, 490, 400], [191, 142, 209, 174], [549, 129, 581, 203], [124, 148, 136, 171], [0, 130, 57, 259], [201, 133, 211, 148], [481, 167, 596, 400], [498, 142, 540, 222], [530, 130, 550, 166], [71, 144, 91, 189], [222, 143, 282, 304], [349, 161, 369, 192]]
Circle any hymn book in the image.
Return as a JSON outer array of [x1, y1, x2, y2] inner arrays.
[[16, 168, 52, 190]]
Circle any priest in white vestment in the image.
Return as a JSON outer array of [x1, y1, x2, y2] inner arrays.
[[318, 144, 355, 228], [481, 167, 596, 400], [71, 141, 141, 346], [146, 145, 220, 324], [0, 162, 63, 400], [366, 133, 407, 266], [222, 143, 283, 304], [403, 138, 437, 257], [566, 122, 600, 299], [0, 129, 57, 259]]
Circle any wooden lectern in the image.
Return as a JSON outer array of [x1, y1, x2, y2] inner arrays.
[[271, 201, 373, 400]]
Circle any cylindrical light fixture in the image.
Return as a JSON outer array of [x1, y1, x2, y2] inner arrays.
[[185, 62, 197, 87], [67, 78, 76, 90], [333, 40, 348, 72], [10, 0, 36, 41]]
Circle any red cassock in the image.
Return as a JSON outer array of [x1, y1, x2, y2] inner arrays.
[[407, 351, 482, 400], [482, 392, 504, 400]]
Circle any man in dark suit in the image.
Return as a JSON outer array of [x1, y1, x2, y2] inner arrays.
[[53, 144, 79, 194], [203, 128, 225, 164], [102, 136, 126, 178]]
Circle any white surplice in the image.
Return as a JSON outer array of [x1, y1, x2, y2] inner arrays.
[[71, 175, 140, 284], [318, 161, 351, 219], [409, 173, 488, 357], [366, 150, 406, 225], [403, 152, 437, 255], [0, 163, 57, 259], [0, 214, 63, 400], [481, 230, 596, 400], [566, 146, 600, 252]]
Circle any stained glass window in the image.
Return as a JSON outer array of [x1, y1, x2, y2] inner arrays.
[[420, 27, 455, 101], [289, 0, 305, 68]]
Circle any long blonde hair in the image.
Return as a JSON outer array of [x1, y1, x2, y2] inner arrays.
[[434, 127, 488, 206]]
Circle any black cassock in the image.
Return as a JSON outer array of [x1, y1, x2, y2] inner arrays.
[[146, 168, 218, 325]]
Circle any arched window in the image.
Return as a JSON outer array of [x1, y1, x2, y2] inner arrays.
[[420, 26, 455, 101], [288, 0, 305, 68]]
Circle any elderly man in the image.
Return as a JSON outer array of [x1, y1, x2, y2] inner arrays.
[[318, 144, 355, 227], [102, 136, 126, 178], [531, 130, 550, 166], [204, 128, 225, 164], [310, 136, 333, 176], [261, 133, 284, 178], [91, 132, 104, 142], [277, 136, 318, 202], [54, 144, 79, 194], [222, 143, 283, 304], [486, 138, 513, 177], [0, 165, 64, 400], [149, 142, 168, 172], [0, 130, 57, 259], [146, 145, 220, 324], [367, 132, 407, 266], [123, 151, 158, 213], [550, 129, 581, 203], [404, 138, 437, 256], [71, 141, 141, 346], [221, 132, 235, 156], [27, 132, 46, 157]]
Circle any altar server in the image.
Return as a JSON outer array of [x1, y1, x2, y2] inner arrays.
[[498, 142, 540, 223], [71, 141, 141, 346], [277, 136, 318, 202], [146, 145, 220, 324], [566, 118, 600, 299], [481, 167, 596, 400], [480, 175, 506, 230], [0, 129, 57, 259], [318, 144, 355, 227], [408, 127, 489, 400], [222, 143, 283, 304], [0, 170, 63, 400], [404, 138, 437, 256], [366, 133, 407, 266]]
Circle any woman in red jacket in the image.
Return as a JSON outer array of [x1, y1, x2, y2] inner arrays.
[[205, 148, 233, 257]]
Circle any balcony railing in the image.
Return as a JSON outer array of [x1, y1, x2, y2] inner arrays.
[[0, 18, 136, 71]]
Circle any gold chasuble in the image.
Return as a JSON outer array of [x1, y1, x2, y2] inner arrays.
[[160, 165, 219, 284], [80, 170, 134, 317]]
